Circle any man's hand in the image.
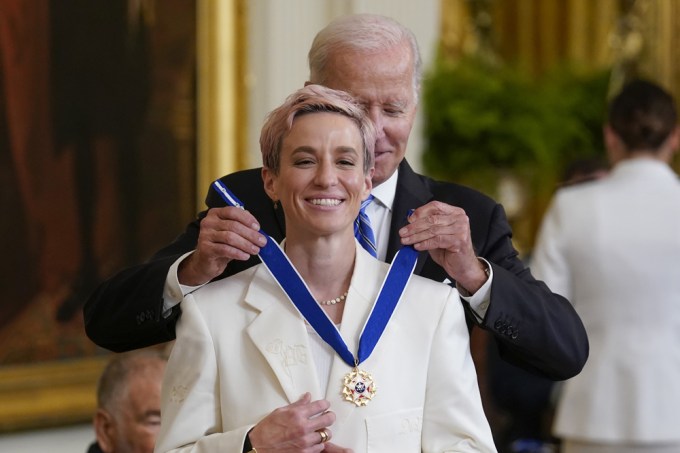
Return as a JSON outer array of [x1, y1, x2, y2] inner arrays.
[[399, 201, 488, 294], [249, 393, 341, 453], [178, 206, 266, 286]]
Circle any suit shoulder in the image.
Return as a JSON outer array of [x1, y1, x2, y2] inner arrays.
[[191, 266, 258, 307], [356, 252, 451, 302], [418, 175, 499, 221], [206, 168, 268, 208], [408, 272, 456, 299], [219, 168, 263, 185], [552, 179, 603, 206], [401, 273, 462, 323]]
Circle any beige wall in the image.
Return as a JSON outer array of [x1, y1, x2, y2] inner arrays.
[[0, 424, 93, 452], [197, 0, 440, 202], [244, 0, 440, 173]]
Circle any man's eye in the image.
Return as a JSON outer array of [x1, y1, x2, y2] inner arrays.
[[294, 159, 314, 166], [338, 159, 355, 166], [384, 108, 403, 116]]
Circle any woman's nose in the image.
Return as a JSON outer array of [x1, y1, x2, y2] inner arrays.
[[314, 161, 338, 186]]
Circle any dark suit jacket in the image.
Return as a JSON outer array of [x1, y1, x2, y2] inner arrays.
[[84, 160, 588, 379], [86, 442, 104, 453]]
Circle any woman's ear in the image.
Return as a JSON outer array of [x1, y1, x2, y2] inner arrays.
[[261, 167, 278, 202], [604, 124, 623, 164], [658, 125, 680, 163], [668, 125, 680, 154]]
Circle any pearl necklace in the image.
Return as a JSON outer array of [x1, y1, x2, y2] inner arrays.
[[318, 291, 348, 306]]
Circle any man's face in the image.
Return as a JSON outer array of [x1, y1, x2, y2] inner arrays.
[[321, 42, 418, 187], [107, 367, 164, 453]]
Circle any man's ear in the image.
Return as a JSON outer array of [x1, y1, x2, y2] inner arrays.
[[363, 168, 374, 200], [93, 409, 116, 453], [261, 167, 278, 202]]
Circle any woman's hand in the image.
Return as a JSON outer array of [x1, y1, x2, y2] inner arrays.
[[248, 393, 341, 453], [322, 443, 354, 453]]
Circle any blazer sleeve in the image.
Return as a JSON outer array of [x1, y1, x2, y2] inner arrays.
[[421, 287, 497, 453], [83, 214, 203, 351], [475, 202, 588, 380], [155, 294, 253, 453], [83, 168, 273, 352]]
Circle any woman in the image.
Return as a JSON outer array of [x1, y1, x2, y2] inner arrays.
[[532, 80, 680, 453], [155, 85, 496, 452]]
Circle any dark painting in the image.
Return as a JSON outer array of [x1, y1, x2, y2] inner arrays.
[[0, 0, 197, 365]]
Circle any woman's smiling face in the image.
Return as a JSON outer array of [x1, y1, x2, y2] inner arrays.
[[263, 111, 372, 240]]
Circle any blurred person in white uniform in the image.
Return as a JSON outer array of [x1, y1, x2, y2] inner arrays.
[[531, 79, 680, 453]]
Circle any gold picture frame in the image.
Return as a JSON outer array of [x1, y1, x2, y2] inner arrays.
[[0, 0, 247, 434], [0, 356, 109, 432], [0, 0, 210, 434]]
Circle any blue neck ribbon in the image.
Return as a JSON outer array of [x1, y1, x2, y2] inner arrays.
[[212, 180, 418, 367]]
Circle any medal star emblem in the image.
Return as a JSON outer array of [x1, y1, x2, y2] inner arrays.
[[342, 368, 377, 406]]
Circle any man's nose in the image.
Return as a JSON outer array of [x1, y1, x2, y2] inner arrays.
[[368, 109, 386, 140]]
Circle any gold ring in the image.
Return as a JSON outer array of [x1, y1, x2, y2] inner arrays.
[[318, 429, 329, 443]]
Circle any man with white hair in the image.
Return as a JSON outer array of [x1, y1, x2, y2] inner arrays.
[[85, 14, 588, 383]]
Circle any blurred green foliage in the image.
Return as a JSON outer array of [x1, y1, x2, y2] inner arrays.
[[422, 55, 611, 198]]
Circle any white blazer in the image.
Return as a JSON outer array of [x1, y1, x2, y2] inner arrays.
[[155, 242, 496, 452], [531, 158, 680, 443]]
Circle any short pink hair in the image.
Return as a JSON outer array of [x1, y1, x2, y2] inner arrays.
[[259, 84, 375, 175]]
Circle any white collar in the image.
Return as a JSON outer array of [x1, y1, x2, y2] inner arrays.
[[370, 168, 399, 211]]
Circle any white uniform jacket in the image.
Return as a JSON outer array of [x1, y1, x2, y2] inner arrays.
[[155, 242, 496, 452], [531, 158, 680, 443]]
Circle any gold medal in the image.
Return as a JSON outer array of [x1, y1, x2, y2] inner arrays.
[[342, 367, 377, 406]]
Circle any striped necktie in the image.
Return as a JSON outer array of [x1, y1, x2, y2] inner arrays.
[[354, 195, 377, 257]]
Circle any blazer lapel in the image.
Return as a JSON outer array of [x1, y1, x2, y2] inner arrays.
[[388, 160, 432, 274], [244, 266, 323, 404]]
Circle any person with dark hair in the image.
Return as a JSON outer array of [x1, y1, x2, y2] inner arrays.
[[88, 350, 167, 453], [531, 79, 680, 453], [84, 14, 588, 384], [154, 84, 496, 453]]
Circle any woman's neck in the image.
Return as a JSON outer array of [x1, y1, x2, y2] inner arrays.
[[284, 231, 355, 322]]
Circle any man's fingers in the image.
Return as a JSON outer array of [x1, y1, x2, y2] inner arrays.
[[200, 207, 267, 258], [210, 227, 265, 253], [210, 205, 261, 230]]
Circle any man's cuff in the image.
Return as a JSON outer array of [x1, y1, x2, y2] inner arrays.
[[457, 258, 492, 322], [162, 251, 205, 317]]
